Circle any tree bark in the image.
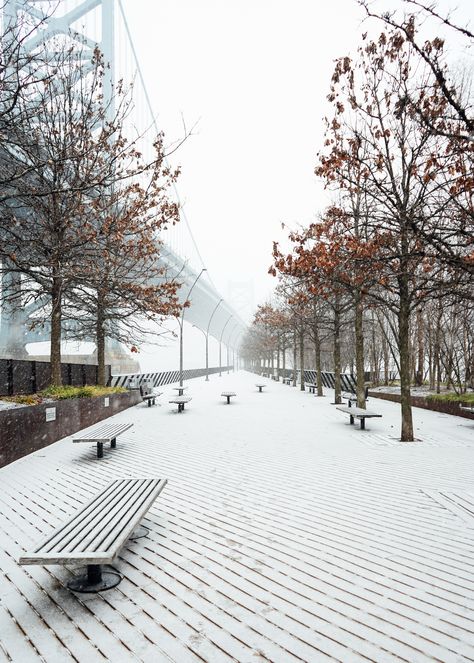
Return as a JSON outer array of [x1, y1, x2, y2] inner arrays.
[[415, 307, 425, 387], [299, 325, 305, 391], [49, 274, 62, 386], [292, 328, 297, 387], [333, 300, 342, 404], [313, 323, 323, 396], [354, 290, 366, 408], [96, 290, 106, 386], [398, 278, 414, 441]]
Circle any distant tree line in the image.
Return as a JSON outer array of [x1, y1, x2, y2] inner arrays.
[[241, 0, 473, 442]]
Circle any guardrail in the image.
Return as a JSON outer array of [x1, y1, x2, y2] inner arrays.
[[109, 366, 233, 389], [254, 368, 357, 392]]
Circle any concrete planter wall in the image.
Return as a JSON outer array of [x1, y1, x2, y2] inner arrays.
[[0, 391, 141, 468], [369, 391, 474, 420]]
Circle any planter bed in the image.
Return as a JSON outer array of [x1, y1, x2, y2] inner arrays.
[[368, 390, 474, 421], [0, 391, 141, 468]]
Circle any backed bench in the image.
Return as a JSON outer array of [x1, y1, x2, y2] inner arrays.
[[342, 387, 370, 407], [140, 385, 162, 407], [336, 405, 382, 430], [221, 391, 236, 404], [73, 421, 133, 458], [283, 375, 293, 385], [169, 396, 192, 412], [307, 383, 317, 394], [19, 478, 167, 593]]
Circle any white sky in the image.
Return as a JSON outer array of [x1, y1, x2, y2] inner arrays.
[[120, 0, 473, 320], [29, 0, 472, 372]]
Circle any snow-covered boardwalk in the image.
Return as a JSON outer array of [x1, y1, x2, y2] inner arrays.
[[1, 371, 474, 662]]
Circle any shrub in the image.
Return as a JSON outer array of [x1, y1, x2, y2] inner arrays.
[[41, 385, 127, 400], [427, 392, 474, 405]]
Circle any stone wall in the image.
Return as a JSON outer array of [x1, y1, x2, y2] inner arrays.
[[0, 391, 141, 467]]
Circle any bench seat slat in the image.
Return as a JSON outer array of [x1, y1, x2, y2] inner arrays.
[[73, 422, 133, 443], [19, 478, 167, 565], [59, 479, 153, 554], [74, 479, 158, 553], [32, 479, 128, 553], [336, 406, 381, 417]]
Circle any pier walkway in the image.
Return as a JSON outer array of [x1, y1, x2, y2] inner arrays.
[[1, 371, 474, 662]]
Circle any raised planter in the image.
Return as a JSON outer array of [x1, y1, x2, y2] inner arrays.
[[0, 391, 141, 468], [368, 390, 474, 420]]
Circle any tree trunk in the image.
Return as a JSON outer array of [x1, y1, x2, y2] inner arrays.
[[398, 281, 414, 441], [299, 325, 305, 391], [96, 291, 106, 386], [415, 308, 425, 387], [276, 339, 281, 381], [313, 323, 323, 396], [355, 291, 366, 408], [50, 275, 62, 386], [333, 301, 342, 404], [292, 328, 297, 387]]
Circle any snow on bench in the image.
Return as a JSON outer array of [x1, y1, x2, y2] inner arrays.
[[221, 391, 236, 404], [336, 405, 382, 430], [255, 384, 266, 392], [73, 421, 133, 458], [169, 396, 192, 413], [19, 477, 167, 593], [140, 385, 162, 407]]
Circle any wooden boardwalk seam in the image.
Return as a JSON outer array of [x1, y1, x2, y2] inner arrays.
[[1, 372, 474, 662]]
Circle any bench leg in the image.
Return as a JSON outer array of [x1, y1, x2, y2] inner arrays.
[[349, 415, 354, 425], [226, 396, 230, 404], [97, 441, 104, 458], [360, 418, 366, 430], [68, 564, 121, 593], [111, 438, 116, 449], [148, 399, 151, 407]]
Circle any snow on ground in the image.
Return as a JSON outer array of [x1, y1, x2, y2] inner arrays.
[[0, 370, 473, 662]]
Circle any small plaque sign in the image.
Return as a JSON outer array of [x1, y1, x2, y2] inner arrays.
[[45, 407, 56, 422], [104, 397, 110, 407]]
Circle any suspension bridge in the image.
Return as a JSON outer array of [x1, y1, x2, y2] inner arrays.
[[0, 0, 248, 371]]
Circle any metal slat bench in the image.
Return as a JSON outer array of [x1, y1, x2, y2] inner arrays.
[[336, 405, 382, 430], [221, 391, 236, 404], [73, 421, 133, 458], [342, 388, 369, 407], [169, 396, 192, 412], [140, 385, 162, 407], [19, 478, 167, 593]]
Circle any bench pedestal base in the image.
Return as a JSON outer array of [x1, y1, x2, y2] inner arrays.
[[68, 564, 121, 593], [130, 524, 149, 540]]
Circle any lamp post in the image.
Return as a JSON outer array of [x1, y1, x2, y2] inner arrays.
[[219, 314, 233, 377], [205, 297, 223, 380], [179, 268, 206, 387]]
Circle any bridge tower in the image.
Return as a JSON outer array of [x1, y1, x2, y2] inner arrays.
[[0, 0, 130, 367]]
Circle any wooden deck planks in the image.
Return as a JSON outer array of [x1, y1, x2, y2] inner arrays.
[[2, 372, 474, 661]]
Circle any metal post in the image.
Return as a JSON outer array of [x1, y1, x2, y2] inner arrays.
[[205, 298, 223, 381], [219, 314, 233, 377]]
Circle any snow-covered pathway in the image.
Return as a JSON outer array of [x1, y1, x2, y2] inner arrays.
[[1, 370, 473, 662]]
